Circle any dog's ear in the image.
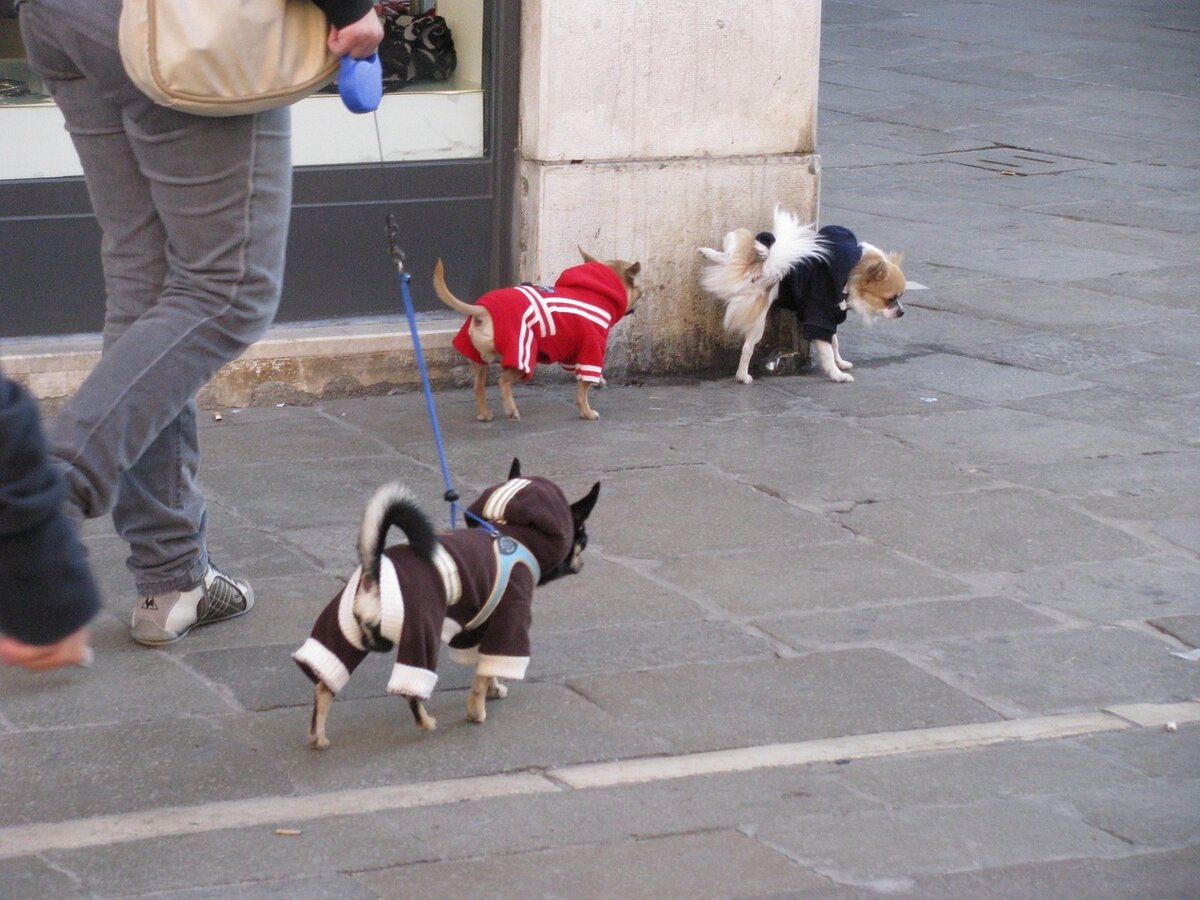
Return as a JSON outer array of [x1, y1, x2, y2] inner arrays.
[[578, 246, 600, 265], [889, 251, 904, 266], [508, 458, 522, 480], [625, 261, 641, 282], [571, 482, 601, 525], [866, 259, 890, 282]]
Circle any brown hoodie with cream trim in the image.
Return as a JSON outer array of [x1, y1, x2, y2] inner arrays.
[[293, 476, 573, 699]]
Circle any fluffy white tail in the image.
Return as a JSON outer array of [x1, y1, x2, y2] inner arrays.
[[762, 206, 826, 284]]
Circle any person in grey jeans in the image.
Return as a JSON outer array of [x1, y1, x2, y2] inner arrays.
[[16, 0, 382, 645]]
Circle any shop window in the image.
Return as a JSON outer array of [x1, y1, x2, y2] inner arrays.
[[0, 1, 485, 180]]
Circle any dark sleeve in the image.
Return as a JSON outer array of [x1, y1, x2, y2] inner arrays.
[[311, 0, 377, 28], [0, 374, 101, 645]]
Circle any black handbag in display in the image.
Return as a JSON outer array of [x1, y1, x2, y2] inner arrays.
[[377, 3, 457, 91]]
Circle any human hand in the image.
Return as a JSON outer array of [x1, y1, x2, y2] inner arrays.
[[0, 627, 92, 672], [328, 9, 384, 59]]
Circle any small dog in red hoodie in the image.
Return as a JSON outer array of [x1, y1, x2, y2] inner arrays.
[[434, 250, 643, 421]]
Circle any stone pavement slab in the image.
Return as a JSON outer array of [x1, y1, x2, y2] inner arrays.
[[759, 799, 1132, 886], [1000, 558, 1200, 624], [756, 595, 1058, 651], [0, 717, 295, 828], [655, 542, 966, 618], [1149, 615, 1200, 649], [353, 829, 828, 900], [920, 627, 1200, 713], [843, 848, 1200, 900], [837, 487, 1152, 574], [567, 652, 1000, 753]]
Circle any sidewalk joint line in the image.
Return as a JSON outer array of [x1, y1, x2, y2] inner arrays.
[[4, 702, 1193, 860]]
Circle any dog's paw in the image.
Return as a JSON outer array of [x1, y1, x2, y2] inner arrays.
[[487, 679, 508, 700], [467, 705, 486, 724], [506, 409, 521, 420], [476, 411, 494, 422], [736, 373, 754, 385], [828, 370, 854, 383], [419, 714, 438, 731], [836, 359, 854, 371], [309, 734, 330, 751], [579, 409, 600, 420]]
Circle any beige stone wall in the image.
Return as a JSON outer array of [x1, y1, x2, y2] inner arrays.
[[518, 0, 823, 376]]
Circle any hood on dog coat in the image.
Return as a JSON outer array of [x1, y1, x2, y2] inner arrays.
[[293, 476, 574, 700], [452, 261, 630, 384], [774, 225, 863, 343]]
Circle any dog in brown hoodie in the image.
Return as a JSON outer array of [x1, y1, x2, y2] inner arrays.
[[294, 460, 600, 749]]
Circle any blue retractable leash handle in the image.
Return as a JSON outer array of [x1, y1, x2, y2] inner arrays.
[[338, 53, 383, 114]]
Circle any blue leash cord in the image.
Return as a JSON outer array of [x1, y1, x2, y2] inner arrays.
[[386, 214, 497, 536], [388, 214, 461, 527]]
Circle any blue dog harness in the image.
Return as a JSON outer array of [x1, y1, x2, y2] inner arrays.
[[462, 534, 541, 631]]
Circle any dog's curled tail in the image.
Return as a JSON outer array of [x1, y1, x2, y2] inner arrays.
[[357, 483, 438, 591], [763, 206, 827, 284], [432, 259, 487, 317]]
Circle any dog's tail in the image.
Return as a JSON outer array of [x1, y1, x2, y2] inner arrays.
[[433, 259, 488, 317], [763, 206, 827, 284], [357, 483, 438, 592]]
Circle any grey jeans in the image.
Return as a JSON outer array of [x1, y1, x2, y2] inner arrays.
[[20, 3, 291, 594]]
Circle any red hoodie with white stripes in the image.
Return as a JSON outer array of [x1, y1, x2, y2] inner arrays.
[[452, 261, 630, 384]]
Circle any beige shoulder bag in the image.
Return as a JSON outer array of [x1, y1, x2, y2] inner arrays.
[[119, 0, 338, 116]]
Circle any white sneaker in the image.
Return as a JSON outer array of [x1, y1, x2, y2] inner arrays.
[[130, 564, 254, 646]]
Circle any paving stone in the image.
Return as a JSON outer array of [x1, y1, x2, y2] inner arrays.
[[0, 857, 86, 900], [1149, 517, 1200, 555], [1079, 358, 1200, 399], [859, 352, 1091, 404], [124, 877, 378, 900], [589, 464, 848, 558], [1070, 780, 1200, 848], [532, 555, 703, 634], [531, 619, 774, 679], [883, 847, 1200, 900], [920, 627, 1200, 714], [656, 542, 966, 618], [865, 407, 1181, 469], [1082, 724, 1200, 781], [986, 449, 1200, 519], [182, 642, 391, 713], [351, 829, 826, 900], [239, 682, 668, 793], [835, 737, 1152, 807], [1012, 387, 1200, 445], [203, 455, 443, 531], [52, 767, 869, 896], [1072, 264, 1198, 311], [674, 411, 999, 505], [760, 798, 1130, 885], [0, 646, 230, 730], [51, 812, 411, 898], [936, 276, 1170, 334], [197, 405, 365, 467], [973, 332, 1158, 378], [838, 487, 1152, 574], [757, 596, 1058, 650], [568, 651, 999, 753], [1148, 615, 1200, 649], [0, 717, 294, 827], [1000, 557, 1200, 624]]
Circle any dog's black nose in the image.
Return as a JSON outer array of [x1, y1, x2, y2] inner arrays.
[[895, 307, 905, 317], [755, 231, 776, 248]]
